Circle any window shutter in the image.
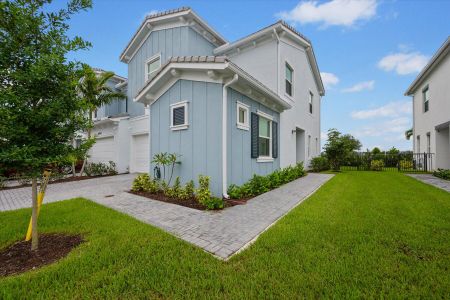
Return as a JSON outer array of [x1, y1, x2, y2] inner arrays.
[[272, 121, 278, 158], [251, 112, 259, 158]]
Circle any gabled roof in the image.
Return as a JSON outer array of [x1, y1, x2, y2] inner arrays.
[[92, 67, 127, 82], [405, 36, 450, 96], [134, 56, 291, 112], [120, 7, 227, 63], [214, 21, 325, 96]]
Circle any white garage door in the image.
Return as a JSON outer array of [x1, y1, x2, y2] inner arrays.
[[90, 136, 115, 164], [131, 134, 149, 173]]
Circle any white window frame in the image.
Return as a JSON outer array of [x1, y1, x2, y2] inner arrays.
[[145, 53, 161, 81], [426, 132, 431, 154], [256, 110, 274, 163], [236, 101, 249, 130], [170, 101, 188, 131], [285, 62, 294, 98], [423, 85, 430, 113]]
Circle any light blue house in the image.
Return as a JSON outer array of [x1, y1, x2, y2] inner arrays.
[[93, 7, 325, 196]]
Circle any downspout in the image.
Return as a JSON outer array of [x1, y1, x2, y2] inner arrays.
[[222, 74, 239, 198], [273, 28, 280, 94]]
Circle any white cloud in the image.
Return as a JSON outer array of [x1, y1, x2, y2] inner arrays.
[[353, 117, 410, 138], [378, 52, 429, 75], [146, 10, 159, 17], [320, 72, 339, 88], [276, 0, 378, 28], [342, 80, 374, 93], [351, 101, 412, 120]]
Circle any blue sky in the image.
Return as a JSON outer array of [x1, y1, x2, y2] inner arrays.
[[59, 0, 450, 151]]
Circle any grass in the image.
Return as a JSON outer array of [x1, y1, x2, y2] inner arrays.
[[1, 172, 450, 298]]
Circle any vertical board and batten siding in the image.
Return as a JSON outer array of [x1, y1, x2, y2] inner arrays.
[[227, 88, 280, 187], [150, 79, 223, 195], [97, 80, 126, 119], [127, 27, 216, 117]]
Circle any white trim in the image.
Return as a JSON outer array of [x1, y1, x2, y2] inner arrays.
[[170, 101, 189, 130], [236, 101, 250, 131], [222, 74, 239, 198], [256, 110, 274, 121], [257, 157, 274, 163], [145, 53, 161, 81]]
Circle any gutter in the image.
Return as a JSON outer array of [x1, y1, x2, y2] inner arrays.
[[222, 74, 239, 198]]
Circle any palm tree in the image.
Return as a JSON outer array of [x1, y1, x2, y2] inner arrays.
[[405, 128, 413, 140], [77, 64, 127, 175]]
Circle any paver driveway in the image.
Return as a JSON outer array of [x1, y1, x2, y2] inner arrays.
[[0, 173, 333, 259], [407, 174, 450, 193]]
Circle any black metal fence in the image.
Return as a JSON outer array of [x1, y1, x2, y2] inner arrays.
[[340, 152, 434, 172]]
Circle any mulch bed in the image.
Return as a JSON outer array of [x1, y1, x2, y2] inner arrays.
[[0, 233, 84, 277], [1, 174, 116, 191], [129, 191, 248, 211]]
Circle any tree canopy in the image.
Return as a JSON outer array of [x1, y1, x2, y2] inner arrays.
[[323, 128, 362, 171], [0, 0, 92, 177]]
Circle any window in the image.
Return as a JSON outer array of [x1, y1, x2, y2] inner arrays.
[[423, 86, 430, 112], [145, 54, 161, 81], [426, 133, 431, 154], [309, 91, 313, 114], [236, 101, 249, 130], [308, 135, 311, 157], [170, 101, 188, 130], [258, 114, 272, 158], [417, 135, 421, 153], [285, 63, 293, 96]]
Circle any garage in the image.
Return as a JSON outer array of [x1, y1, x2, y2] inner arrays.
[[131, 133, 149, 173], [89, 136, 115, 164]]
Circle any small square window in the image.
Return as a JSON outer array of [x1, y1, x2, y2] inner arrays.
[[145, 54, 161, 81], [236, 101, 249, 130], [170, 101, 188, 130]]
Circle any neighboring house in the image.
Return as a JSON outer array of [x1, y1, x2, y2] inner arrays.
[[88, 69, 150, 173], [405, 37, 450, 170], [120, 7, 324, 196]]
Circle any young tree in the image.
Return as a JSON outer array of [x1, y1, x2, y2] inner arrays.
[[76, 65, 126, 175], [0, 0, 92, 250], [323, 129, 362, 171]]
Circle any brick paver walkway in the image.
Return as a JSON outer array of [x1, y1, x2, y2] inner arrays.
[[407, 174, 450, 193], [1, 173, 333, 259]]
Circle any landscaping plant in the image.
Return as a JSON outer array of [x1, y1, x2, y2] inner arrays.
[[433, 169, 450, 180], [0, 0, 92, 250], [323, 129, 361, 171], [152, 152, 181, 185], [84, 161, 117, 176], [370, 160, 384, 171], [310, 155, 330, 172], [196, 175, 224, 209]]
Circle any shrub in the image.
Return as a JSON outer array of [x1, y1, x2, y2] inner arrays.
[[370, 160, 384, 171], [84, 161, 117, 176], [165, 177, 181, 198], [433, 169, 450, 180], [201, 197, 224, 210], [310, 156, 330, 172], [178, 180, 195, 200], [399, 160, 413, 170], [16, 175, 31, 186], [227, 162, 306, 199], [196, 175, 212, 206], [131, 174, 151, 192]]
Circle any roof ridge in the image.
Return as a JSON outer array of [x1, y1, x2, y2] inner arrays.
[[145, 7, 191, 20]]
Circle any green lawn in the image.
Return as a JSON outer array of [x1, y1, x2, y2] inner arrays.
[[1, 172, 450, 298]]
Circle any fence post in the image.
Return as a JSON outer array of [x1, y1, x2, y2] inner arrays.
[[424, 152, 427, 172]]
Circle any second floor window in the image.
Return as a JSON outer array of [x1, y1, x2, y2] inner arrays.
[[423, 86, 430, 112], [146, 54, 161, 81], [309, 91, 313, 114], [285, 63, 293, 96]]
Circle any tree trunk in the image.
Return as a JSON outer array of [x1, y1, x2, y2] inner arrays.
[[79, 111, 92, 177], [31, 177, 38, 251]]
